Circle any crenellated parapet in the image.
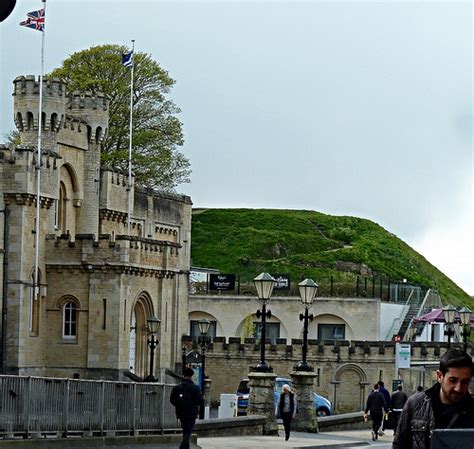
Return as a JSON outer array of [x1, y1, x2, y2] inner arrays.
[[12, 75, 109, 149], [183, 336, 457, 365], [0, 144, 62, 198], [44, 233, 182, 272]]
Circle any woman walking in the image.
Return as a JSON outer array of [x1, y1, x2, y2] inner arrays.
[[276, 384, 297, 441]]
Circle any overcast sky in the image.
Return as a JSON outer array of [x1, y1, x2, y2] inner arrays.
[[1, 1, 472, 294]]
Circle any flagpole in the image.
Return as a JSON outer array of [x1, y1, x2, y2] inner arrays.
[[33, 0, 46, 305], [127, 40, 135, 236]]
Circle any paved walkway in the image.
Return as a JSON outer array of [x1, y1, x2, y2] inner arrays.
[[198, 429, 394, 448]]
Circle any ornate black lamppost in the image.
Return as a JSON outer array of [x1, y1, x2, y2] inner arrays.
[[253, 272, 276, 372], [198, 318, 211, 419], [459, 307, 472, 353], [295, 278, 318, 371], [145, 315, 160, 382], [198, 318, 211, 390], [442, 305, 456, 348]]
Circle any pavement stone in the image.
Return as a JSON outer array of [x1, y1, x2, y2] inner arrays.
[[198, 429, 394, 448]]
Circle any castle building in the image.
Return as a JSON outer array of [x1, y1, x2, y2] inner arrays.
[[0, 76, 192, 380]]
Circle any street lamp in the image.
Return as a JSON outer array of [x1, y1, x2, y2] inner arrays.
[[198, 318, 211, 389], [198, 318, 211, 419], [442, 305, 456, 348], [459, 307, 472, 352], [253, 272, 276, 372], [145, 315, 160, 382], [295, 278, 318, 371]]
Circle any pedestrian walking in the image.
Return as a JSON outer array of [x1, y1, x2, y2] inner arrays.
[[377, 380, 391, 435], [275, 384, 297, 441], [393, 348, 474, 449], [364, 383, 388, 441], [170, 367, 204, 449], [390, 385, 408, 436]]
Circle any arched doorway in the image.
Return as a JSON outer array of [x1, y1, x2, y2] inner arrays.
[[332, 363, 369, 413], [129, 293, 153, 378]]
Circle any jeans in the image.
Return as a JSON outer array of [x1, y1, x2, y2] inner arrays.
[[179, 417, 196, 449]]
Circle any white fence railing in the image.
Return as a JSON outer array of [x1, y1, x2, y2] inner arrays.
[[0, 375, 179, 437]]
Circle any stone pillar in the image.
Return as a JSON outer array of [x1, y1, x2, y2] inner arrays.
[[291, 371, 318, 433], [247, 372, 278, 435]]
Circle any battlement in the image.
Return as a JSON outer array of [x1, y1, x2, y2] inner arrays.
[[183, 335, 455, 360], [45, 233, 181, 272], [13, 75, 67, 98], [67, 91, 108, 112]]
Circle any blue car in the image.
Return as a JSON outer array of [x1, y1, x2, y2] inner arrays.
[[236, 377, 332, 417]]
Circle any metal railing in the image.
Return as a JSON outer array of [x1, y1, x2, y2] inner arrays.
[[0, 375, 179, 438]]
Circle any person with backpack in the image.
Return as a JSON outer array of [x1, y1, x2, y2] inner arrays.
[[170, 367, 204, 449]]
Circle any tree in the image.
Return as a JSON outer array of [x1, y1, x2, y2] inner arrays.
[[240, 315, 256, 343], [49, 44, 190, 190]]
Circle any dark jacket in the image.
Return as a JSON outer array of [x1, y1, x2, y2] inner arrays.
[[391, 389, 408, 411], [277, 392, 296, 416], [392, 383, 474, 449], [365, 390, 388, 416], [379, 385, 391, 409], [170, 379, 203, 420]]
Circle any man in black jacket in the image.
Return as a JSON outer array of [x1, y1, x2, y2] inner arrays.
[[390, 384, 408, 436], [170, 368, 204, 449], [364, 383, 388, 441], [393, 348, 474, 449]]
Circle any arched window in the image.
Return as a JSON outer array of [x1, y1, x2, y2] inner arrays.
[[16, 112, 24, 132], [27, 112, 34, 131], [63, 301, 77, 338], [58, 181, 67, 233]]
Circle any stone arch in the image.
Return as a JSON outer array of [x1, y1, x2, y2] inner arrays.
[[95, 126, 103, 144], [308, 313, 354, 341], [15, 112, 24, 131], [41, 112, 47, 130], [235, 312, 288, 342], [26, 111, 34, 130], [331, 363, 369, 413], [129, 291, 154, 378], [86, 125, 92, 143], [188, 311, 222, 337], [50, 113, 59, 131]]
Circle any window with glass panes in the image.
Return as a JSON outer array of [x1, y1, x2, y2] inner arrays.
[[318, 324, 345, 341], [63, 302, 77, 338], [254, 322, 280, 344]]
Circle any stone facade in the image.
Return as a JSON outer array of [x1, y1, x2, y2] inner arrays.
[[0, 75, 192, 380], [189, 294, 383, 340], [183, 336, 466, 414]]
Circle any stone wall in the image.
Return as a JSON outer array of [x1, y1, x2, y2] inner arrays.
[[183, 336, 463, 413]]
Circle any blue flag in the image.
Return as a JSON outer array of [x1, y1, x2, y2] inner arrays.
[[122, 51, 133, 68]]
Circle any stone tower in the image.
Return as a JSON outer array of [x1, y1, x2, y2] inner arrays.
[[0, 74, 191, 380]]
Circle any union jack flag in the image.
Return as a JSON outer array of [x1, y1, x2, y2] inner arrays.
[[19, 8, 45, 32]]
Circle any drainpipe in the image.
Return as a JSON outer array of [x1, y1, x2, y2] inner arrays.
[[1, 207, 10, 374]]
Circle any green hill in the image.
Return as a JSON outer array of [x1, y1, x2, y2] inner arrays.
[[191, 208, 472, 306]]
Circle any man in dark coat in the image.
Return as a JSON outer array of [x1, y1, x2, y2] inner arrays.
[[170, 368, 204, 449], [390, 384, 408, 436], [377, 380, 391, 435], [393, 348, 474, 449], [364, 383, 388, 441]]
